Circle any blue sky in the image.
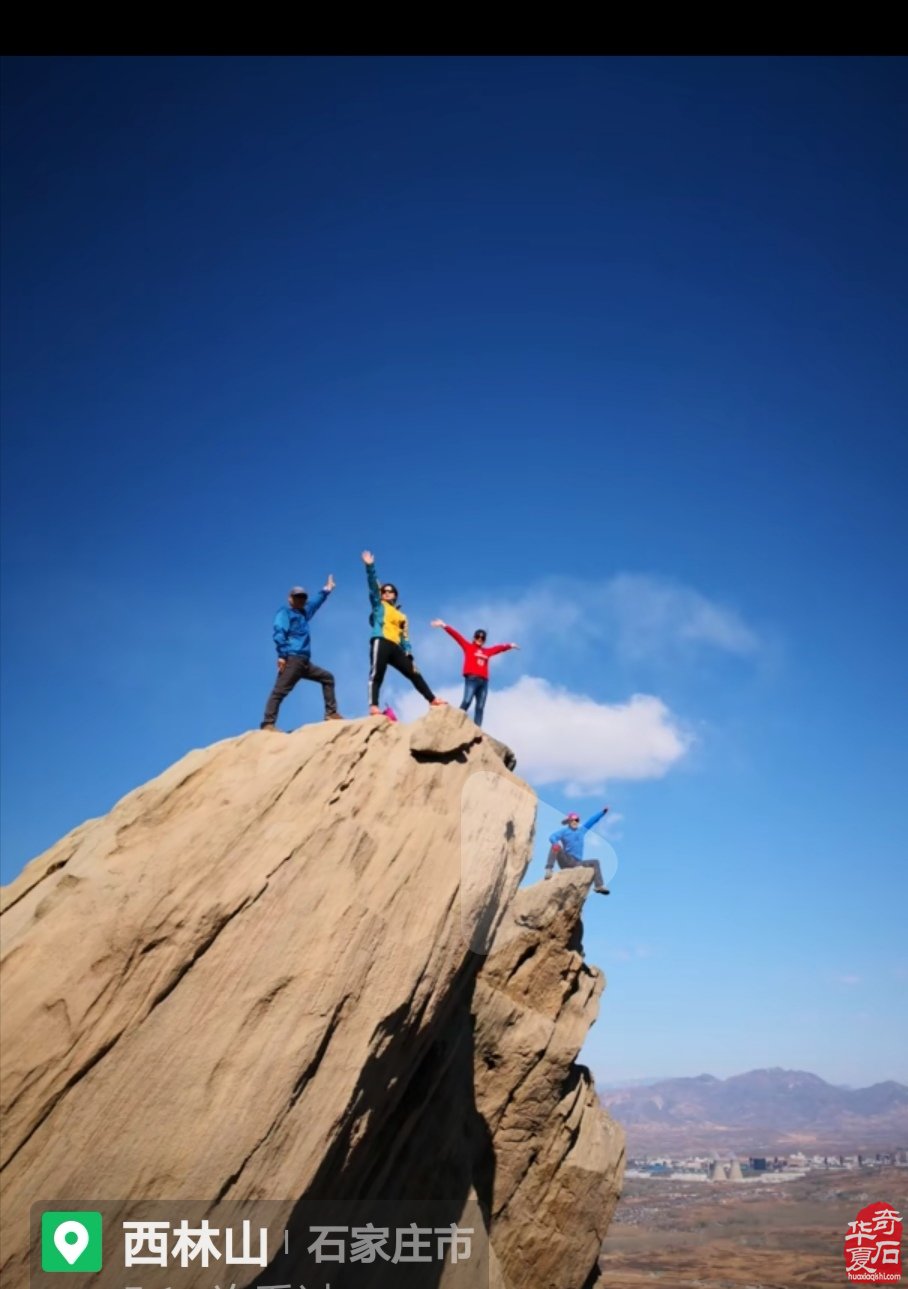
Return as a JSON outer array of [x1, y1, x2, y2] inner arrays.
[[2, 57, 906, 1088]]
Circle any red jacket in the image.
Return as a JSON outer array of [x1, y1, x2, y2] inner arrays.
[[444, 625, 514, 678]]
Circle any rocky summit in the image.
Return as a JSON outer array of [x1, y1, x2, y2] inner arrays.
[[0, 707, 624, 1288]]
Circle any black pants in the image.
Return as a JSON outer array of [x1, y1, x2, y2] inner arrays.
[[368, 638, 435, 707], [545, 845, 606, 890], [262, 655, 338, 726]]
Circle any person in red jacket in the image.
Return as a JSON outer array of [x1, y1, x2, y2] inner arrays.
[[430, 620, 519, 727]]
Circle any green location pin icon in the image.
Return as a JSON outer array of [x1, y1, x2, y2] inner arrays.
[[54, 1220, 90, 1265], [41, 1211, 102, 1272]]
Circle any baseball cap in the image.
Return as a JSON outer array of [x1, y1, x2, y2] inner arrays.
[[289, 585, 307, 597], [562, 812, 581, 823]]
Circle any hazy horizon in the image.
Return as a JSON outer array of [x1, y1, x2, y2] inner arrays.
[[595, 1067, 908, 1090]]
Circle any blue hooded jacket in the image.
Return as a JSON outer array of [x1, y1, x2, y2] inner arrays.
[[273, 590, 330, 659], [548, 809, 608, 860]]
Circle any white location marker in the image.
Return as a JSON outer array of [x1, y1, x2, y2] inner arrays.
[[54, 1221, 89, 1265]]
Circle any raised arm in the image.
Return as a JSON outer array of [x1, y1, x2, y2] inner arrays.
[[305, 574, 335, 620], [486, 642, 518, 657], [362, 550, 381, 609], [581, 807, 609, 832]]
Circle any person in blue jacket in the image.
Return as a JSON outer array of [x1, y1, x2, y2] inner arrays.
[[545, 807, 610, 895], [260, 577, 342, 729]]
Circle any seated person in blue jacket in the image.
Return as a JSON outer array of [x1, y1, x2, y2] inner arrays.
[[261, 577, 342, 729], [545, 807, 610, 895]]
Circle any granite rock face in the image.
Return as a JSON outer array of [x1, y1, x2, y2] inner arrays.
[[0, 708, 623, 1288], [392, 872, 627, 1289], [472, 875, 626, 1288]]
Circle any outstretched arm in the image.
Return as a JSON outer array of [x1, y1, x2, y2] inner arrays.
[[581, 807, 609, 832], [486, 642, 518, 656], [443, 623, 470, 650]]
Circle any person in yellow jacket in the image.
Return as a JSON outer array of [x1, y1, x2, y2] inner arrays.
[[362, 550, 447, 716]]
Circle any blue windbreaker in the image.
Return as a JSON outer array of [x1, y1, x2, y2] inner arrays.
[[272, 590, 329, 659], [548, 808, 608, 860]]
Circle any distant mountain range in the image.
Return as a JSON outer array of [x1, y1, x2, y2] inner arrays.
[[598, 1068, 908, 1154]]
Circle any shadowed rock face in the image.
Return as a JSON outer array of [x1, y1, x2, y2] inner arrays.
[[473, 877, 626, 1287], [0, 708, 623, 1288], [393, 874, 627, 1289]]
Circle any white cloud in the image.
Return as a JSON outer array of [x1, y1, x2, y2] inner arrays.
[[389, 571, 754, 793], [606, 574, 760, 659], [410, 572, 760, 668], [394, 675, 691, 793]]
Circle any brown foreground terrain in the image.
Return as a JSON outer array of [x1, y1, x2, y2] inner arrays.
[[598, 1165, 907, 1289]]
